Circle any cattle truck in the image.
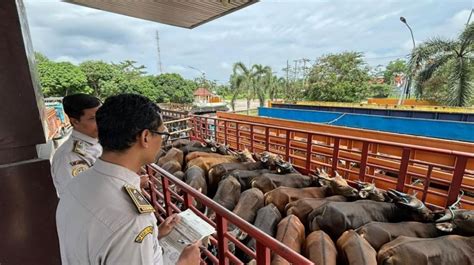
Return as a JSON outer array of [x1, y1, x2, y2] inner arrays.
[[2, 1, 473, 264]]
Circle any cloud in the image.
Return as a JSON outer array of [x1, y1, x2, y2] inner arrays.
[[24, 0, 472, 83]]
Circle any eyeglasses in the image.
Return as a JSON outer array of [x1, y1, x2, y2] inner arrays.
[[148, 129, 171, 143]]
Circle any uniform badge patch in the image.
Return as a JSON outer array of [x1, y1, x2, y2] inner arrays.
[[71, 161, 89, 177], [135, 226, 154, 243], [124, 184, 155, 214], [73, 140, 87, 156]]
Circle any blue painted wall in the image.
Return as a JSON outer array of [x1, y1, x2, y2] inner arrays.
[[258, 107, 474, 143]]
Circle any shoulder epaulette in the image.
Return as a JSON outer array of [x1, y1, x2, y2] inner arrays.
[[123, 184, 155, 214], [73, 140, 87, 156]]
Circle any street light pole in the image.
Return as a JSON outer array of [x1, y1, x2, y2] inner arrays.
[[398, 16, 416, 104]]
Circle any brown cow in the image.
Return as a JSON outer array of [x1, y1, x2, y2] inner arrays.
[[225, 169, 272, 190], [356, 221, 442, 251], [316, 170, 358, 198], [186, 155, 239, 173], [305, 230, 337, 265], [206, 176, 241, 220], [229, 188, 264, 238], [377, 235, 474, 265], [248, 203, 282, 246], [160, 160, 182, 175], [185, 151, 229, 164], [208, 162, 266, 185], [173, 170, 184, 181], [251, 173, 315, 194], [337, 230, 377, 265], [271, 215, 305, 265], [264, 186, 328, 214], [184, 166, 207, 211], [308, 199, 434, 240], [285, 195, 347, 223], [157, 147, 184, 167], [208, 162, 266, 196]]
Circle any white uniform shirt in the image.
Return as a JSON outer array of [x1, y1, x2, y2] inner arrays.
[[51, 129, 102, 197], [56, 159, 163, 265]]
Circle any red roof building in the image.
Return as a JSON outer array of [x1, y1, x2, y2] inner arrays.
[[194, 87, 214, 103]]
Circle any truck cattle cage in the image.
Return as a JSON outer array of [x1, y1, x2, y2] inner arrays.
[[143, 113, 474, 265]]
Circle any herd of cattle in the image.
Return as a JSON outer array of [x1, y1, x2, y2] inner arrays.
[[155, 139, 474, 265]]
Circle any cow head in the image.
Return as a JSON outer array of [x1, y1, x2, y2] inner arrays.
[[258, 151, 296, 173], [203, 139, 230, 155], [387, 189, 434, 221], [435, 209, 474, 235], [275, 160, 297, 174], [356, 181, 387, 202], [235, 149, 256, 163], [316, 169, 358, 198]]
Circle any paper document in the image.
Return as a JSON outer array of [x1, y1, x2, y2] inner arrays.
[[160, 209, 216, 264]]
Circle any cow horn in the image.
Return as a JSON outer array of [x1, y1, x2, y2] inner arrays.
[[435, 210, 454, 223], [211, 147, 217, 152]]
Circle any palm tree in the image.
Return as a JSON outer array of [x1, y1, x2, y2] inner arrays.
[[252, 64, 272, 107], [409, 22, 473, 106], [230, 62, 267, 114]]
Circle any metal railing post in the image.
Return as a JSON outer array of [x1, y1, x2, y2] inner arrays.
[[359, 142, 369, 181], [396, 148, 411, 191], [216, 215, 229, 265], [446, 156, 468, 206]]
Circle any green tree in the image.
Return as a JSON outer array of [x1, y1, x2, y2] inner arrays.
[[267, 75, 286, 101], [36, 55, 89, 97], [383, 59, 407, 85], [79, 60, 118, 98], [306, 52, 371, 102], [409, 23, 474, 106], [368, 83, 393, 98], [252, 64, 272, 107], [152, 73, 196, 103], [230, 62, 267, 113]]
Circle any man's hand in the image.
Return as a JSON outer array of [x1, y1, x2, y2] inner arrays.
[[176, 240, 201, 265], [158, 214, 180, 239]]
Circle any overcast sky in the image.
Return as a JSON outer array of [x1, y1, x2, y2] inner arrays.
[[24, 0, 473, 84]]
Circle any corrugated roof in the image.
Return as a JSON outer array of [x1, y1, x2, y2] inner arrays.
[[63, 0, 258, 29]]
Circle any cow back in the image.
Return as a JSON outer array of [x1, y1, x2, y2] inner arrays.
[[265, 186, 328, 214], [356, 221, 441, 251], [157, 147, 184, 167], [285, 195, 347, 223], [305, 230, 337, 265], [271, 215, 305, 265], [377, 235, 474, 265], [337, 230, 377, 265], [308, 201, 399, 240]]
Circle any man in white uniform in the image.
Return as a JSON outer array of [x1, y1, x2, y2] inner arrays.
[[51, 93, 102, 198], [56, 94, 200, 265]]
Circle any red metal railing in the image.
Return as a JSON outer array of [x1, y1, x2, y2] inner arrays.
[[190, 115, 474, 210], [142, 164, 313, 265]]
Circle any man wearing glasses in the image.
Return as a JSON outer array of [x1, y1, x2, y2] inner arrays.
[[51, 93, 102, 198], [56, 94, 199, 265]]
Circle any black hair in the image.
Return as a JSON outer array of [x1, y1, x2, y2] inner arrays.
[[63, 93, 101, 120], [96, 93, 162, 151]]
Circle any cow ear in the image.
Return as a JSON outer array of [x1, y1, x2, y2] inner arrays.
[[211, 147, 217, 152], [436, 222, 454, 232]]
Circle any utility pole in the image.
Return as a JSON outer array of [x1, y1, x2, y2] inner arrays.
[[155, 30, 163, 74], [283, 60, 290, 100]]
